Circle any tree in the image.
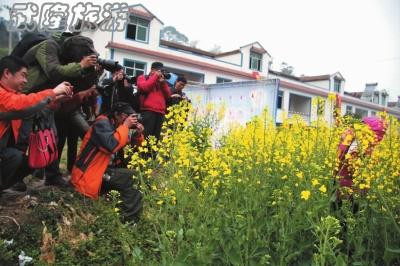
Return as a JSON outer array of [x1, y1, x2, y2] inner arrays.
[[160, 26, 189, 45], [280, 62, 294, 75]]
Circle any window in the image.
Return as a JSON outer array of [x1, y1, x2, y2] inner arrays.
[[355, 108, 368, 118], [277, 90, 283, 109], [345, 105, 353, 115], [124, 59, 146, 77], [381, 95, 386, 106], [249, 52, 262, 71], [216, 77, 232, 83], [371, 111, 376, 116], [126, 16, 149, 42], [333, 78, 341, 93]]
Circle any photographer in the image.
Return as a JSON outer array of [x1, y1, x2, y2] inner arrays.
[[0, 56, 72, 192], [12, 33, 101, 191], [71, 102, 144, 223], [137, 62, 171, 141], [167, 75, 190, 107], [98, 65, 134, 114]]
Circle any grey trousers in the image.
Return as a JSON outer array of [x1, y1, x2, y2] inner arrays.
[[102, 168, 143, 222]]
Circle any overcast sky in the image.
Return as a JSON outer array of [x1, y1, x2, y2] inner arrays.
[[2, 0, 399, 100]]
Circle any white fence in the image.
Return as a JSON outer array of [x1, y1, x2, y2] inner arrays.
[[185, 80, 279, 130]]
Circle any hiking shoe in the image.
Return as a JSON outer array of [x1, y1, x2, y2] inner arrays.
[[44, 176, 70, 188], [10, 181, 27, 192]]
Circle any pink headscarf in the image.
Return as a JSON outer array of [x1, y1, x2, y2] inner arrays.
[[362, 117, 387, 142]]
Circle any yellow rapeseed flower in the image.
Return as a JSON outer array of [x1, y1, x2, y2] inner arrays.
[[301, 190, 311, 200], [319, 185, 327, 193]]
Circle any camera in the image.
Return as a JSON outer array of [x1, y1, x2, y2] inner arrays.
[[129, 112, 143, 125], [97, 57, 121, 72], [123, 74, 137, 84], [161, 69, 171, 79], [135, 113, 143, 123]]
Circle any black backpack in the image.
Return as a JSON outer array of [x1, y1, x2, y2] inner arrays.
[[11, 33, 48, 58]]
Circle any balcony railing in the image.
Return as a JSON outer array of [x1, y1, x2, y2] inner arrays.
[[288, 110, 311, 123]]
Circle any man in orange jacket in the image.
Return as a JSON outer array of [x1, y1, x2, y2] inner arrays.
[[71, 102, 144, 222], [0, 55, 72, 192]]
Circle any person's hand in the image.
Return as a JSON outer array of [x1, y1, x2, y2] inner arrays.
[[80, 55, 98, 69], [94, 63, 104, 76], [113, 71, 124, 82], [134, 123, 144, 135], [123, 114, 138, 128], [154, 70, 165, 81], [87, 85, 98, 97], [123, 78, 130, 87], [155, 70, 163, 78], [53, 81, 73, 96]]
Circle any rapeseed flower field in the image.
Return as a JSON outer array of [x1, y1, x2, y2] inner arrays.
[[126, 101, 400, 265]]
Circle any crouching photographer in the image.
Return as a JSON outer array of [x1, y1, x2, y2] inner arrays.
[[97, 63, 137, 114], [71, 102, 144, 223]]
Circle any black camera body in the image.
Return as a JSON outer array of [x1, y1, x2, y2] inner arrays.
[[98, 58, 121, 72], [161, 69, 171, 80], [135, 113, 143, 123], [123, 74, 137, 84]]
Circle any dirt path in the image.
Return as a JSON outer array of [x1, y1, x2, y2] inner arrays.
[[0, 179, 61, 231]]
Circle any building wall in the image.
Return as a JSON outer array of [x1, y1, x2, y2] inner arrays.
[[303, 80, 329, 89], [215, 52, 242, 66], [82, 30, 112, 59], [113, 50, 254, 83]]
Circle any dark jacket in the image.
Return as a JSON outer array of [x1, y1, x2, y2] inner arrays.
[[23, 33, 83, 93], [99, 78, 134, 113], [167, 88, 190, 107]]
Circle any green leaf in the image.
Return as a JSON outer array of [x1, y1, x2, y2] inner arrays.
[[132, 246, 143, 261]]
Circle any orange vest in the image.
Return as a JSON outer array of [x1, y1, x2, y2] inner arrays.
[[70, 115, 129, 199]]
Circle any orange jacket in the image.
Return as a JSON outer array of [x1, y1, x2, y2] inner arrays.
[[71, 115, 142, 199], [0, 82, 55, 146]]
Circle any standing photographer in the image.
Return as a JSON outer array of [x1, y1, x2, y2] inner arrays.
[[167, 75, 190, 108], [71, 102, 144, 223], [136, 62, 171, 141], [99, 65, 134, 114]]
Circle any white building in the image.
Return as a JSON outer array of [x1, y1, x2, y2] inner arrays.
[[81, 3, 400, 123], [82, 4, 271, 84]]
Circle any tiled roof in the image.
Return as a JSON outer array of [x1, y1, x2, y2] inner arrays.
[[344, 91, 363, 98]]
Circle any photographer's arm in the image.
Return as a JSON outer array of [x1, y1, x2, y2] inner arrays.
[[92, 119, 130, 154], [137, 74, 158, 93], [0, 89, 55, 120], [161, 81, 172, 99]]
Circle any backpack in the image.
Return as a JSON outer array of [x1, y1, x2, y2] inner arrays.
[[11, 33, 49, 58]]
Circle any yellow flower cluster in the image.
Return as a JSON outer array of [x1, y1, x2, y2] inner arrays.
[[126, 102, 399, 227]]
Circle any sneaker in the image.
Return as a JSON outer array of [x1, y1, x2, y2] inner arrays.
[[44, 176, 70, 188], [10, 181, 27, 192]]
